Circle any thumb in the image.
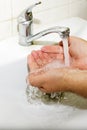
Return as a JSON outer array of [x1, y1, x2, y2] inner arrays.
[[27, 69, 46, 88], [27, 54, 39, 72]]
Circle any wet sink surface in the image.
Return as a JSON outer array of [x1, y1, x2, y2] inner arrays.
[[0, 17, 87, 129]]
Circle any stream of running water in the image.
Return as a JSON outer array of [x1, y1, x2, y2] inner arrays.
[[63, 37, 70, 66]]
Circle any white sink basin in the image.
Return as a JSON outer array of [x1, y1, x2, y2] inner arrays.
[[0, 17, 87, 129]]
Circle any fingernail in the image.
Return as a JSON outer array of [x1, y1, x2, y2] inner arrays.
[[32, 51, 38, 59], [41, 47, 47, 52]]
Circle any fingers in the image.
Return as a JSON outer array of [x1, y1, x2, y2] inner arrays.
[[41, 44, 63, 54], [31, 50, 43, 67], [31, 50, 56, 66], [42, 52, 52, 63], [27, 69, 53, 93], [27, 43, 65, 72], [28, 69, 46, 88], [27, 54, 39, 72], [31, 50, 49, 67], [28, 49, 64, 71], [36, 50, 52, 65]]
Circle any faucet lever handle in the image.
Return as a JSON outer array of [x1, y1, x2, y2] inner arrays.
[[18, 1, 41, 22], [26, 1, 41, 13]]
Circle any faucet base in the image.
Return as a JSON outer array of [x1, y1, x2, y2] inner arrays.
[[19, 36, 32, 46]]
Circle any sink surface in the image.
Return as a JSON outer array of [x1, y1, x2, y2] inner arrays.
[[0, 17, 87, 129]]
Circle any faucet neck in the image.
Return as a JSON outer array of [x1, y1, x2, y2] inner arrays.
[[27, 26, 70, 45]]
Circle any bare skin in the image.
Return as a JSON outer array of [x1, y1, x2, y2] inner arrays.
[[28, 36, 87, 70], [27, 36, 87, 97]]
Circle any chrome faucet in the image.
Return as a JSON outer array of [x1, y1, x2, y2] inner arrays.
[[17, 2, 70, 46]]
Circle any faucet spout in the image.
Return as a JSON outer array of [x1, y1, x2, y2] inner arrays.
[[27, 26, 70, 44]]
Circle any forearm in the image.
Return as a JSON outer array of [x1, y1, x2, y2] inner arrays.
[[66, 69, 87, 98]]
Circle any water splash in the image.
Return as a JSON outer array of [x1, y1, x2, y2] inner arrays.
[[26, 85, 65, 105]]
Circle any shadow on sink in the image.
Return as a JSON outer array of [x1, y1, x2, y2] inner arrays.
[[26, 84, 87, 110], [32, 40, 58, 45], [60, 92, 87, 109]]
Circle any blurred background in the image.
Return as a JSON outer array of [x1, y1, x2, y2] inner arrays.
[[0, 0, 87, 41]]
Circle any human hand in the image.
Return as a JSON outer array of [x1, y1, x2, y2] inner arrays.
[[41, 36, 87, 70], [28, 67, 73, 93], [28, 47, 64, 72], [28, 65, 87, 97], [27, 44, 65, 93]]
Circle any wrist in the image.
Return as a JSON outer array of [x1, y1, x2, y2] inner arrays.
[[64, 69, 84, 93], [62, 68, 78, 92], [57, 68, 73, 92]]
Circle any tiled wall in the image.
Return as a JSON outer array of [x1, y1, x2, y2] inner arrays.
[[0, 0, 87, 41]]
